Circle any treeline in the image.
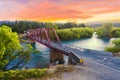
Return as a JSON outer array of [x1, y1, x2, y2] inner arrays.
[[96, 23, 120, 38], [57, 27, 94, 40], [0, 21, 86, 33]]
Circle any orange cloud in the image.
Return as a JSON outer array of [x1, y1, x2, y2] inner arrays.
[[0, 0, 120, 22], [17, 0, 94, 21]]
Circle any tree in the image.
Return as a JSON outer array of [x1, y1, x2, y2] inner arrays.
[[96, 22, 113, 37], [64, 22, 77, 28], [105, 39, 120, 54], [77, 23, 86, 27], [45, 22, 58, 29], [0, 25, 32, 71], [111, 28, 120, 37]]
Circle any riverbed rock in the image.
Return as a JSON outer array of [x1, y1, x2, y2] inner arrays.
[[47, 65, 73, 75], [56, 65, 73, 72], [47, 68, 56, 74], [113, 53, 120, 57]]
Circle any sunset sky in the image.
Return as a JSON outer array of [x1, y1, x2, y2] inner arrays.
[[0, 0, 120, 23]]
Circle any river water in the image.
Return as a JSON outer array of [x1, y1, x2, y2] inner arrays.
[[25, 33, 117, 68]]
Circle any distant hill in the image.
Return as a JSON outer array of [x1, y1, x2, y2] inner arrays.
[[85, 22, 120, 28], [85, 22, 102, 28], [0, 21, 13, 25], [113, 22, 120, 27]]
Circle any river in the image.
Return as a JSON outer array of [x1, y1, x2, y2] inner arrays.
[[25, 33, 117, 68]]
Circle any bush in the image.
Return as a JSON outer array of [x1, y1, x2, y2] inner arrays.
[[96, 23, 113, 37], [0, 68, 47, 80], [111, 28, 120, 37], [105, 39, 120, 54]]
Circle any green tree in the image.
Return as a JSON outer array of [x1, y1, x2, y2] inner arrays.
[[105, 39, 120, 54], [77, 23, 86, 27], [45, 22, 58, 29], [64, 22, 77, 28], [0, 25, 32, 71], [111, 28, 120, 37], [96, 23, 113, 37]]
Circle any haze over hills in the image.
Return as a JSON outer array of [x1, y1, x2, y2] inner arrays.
[[0, 20, 120, 28], [85, 22, 120, 27]]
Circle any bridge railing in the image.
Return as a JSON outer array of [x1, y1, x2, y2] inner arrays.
[[63, 44, 85, 51]]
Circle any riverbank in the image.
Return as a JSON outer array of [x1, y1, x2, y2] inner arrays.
[[26, 65, 73, 80]]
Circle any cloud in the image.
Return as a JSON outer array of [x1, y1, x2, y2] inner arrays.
[[16, 0, 93, 20], [0, 0, 120, 22]]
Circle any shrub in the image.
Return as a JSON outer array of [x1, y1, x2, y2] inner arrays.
[[0, 68, 47, 80], [105, 39, 120, 54]]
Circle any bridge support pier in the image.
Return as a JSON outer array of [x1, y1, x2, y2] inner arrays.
[[68, 53, 77, 65], [68, 52, 84, 65], [50, 49, 64, 64]]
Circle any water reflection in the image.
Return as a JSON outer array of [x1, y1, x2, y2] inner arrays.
[[63, 32, 116, 51], [25, 42, 50, 68]]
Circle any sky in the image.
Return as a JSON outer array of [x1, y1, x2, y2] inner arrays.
[[0, 0, 120, 23]]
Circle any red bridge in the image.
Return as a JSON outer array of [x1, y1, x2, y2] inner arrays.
[[26, 28, 84, 64], [26, 28, 112, 65]]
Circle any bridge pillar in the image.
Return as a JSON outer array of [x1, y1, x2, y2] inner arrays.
[[68, 54, 72, 65], [50, 49, 64, 64], [68, 53, 77, 65]]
